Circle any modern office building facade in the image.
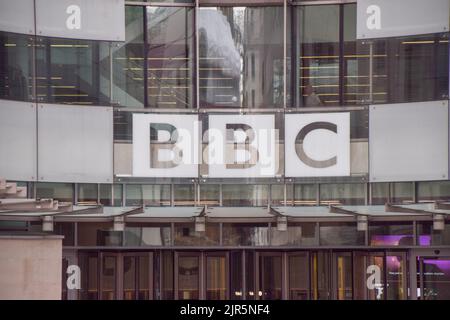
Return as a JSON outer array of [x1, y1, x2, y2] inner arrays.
[[1, 0, 450, 300]]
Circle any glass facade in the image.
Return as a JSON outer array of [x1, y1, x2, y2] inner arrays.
[[1, 0, 450, 303]]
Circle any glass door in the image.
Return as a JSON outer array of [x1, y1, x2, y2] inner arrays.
[[100, 253, 118, 300], [258, 253, 283, 300], [419, 257, 450, 299], [333, 252, 353, 300], [205, 252, 229, 300], [311, 251, 331, 300], [353, 251, 385, 300], [288, 252, 310, 300], [122, 252, 153, 300], [176, 253, 200, 300]]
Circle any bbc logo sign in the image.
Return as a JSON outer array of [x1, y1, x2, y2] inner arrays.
[[132, 113, 350, 178]]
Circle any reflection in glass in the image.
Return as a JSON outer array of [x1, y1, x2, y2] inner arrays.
[[147, 7, 194, 108], [178, 255, 199, 300], [126, 184, 142, 206], [199, 7, 284, 108], [0, 31, 32, 101], [271, 223, 318, 246], [222, 184, 269, 206], [77, 222, 122, 246], [143, 184, 171, 206], [296, 5, 339, 107], [174, 224, 219, 246], [222, 223, 269, 246], [124, 223, 171, 246], [319, 223, 365, 246], [369, 222, 414, 246], [113, 6, 145, 108]]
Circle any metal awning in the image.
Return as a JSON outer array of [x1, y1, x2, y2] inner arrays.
[[273, 206, 354, 222], [205, 207, 275, 223], [126, 207, 204, 223]]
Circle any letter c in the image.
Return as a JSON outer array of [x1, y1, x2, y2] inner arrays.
[[295, 121, 337, 169]]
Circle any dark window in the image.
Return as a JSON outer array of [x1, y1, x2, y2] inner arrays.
[[35, 37, 111, 105], [0, 31, 33, 101]]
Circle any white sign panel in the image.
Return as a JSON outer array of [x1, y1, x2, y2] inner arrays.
[[207, 114, 277, 178], [357, 0, 449, 39], [132, 114, 199, 178], [285, 113, 350, 177], [35, 0, 125, 41]]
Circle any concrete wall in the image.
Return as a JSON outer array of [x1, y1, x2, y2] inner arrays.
[[0, 235, 62, 300]]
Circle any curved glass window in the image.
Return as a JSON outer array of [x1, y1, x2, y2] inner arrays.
[[0, 31, 33, 101], [147, 7, 195, 108], [113, 6, 145, 108], [199, 6, 284, 108]]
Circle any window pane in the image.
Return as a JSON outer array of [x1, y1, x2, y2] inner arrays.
[[271, 185, 285, 206], [77, 222, 122, 246], [417, 222, 450, 246], [36, 37, 111, 105], [371, 182, 388, 205], [199, 7, 284, 108], [77, 183, 98, 204], [142, 184, 170, 206], [124, 223, 172, 246], [222, 184, 268, 206], [294, 184, 317, 206], [174, 223, 220, 246], [297, 5, 340, 107], [113, 6, 145, 108], [319, 183, 365, 205], [174, 184, 195, 206], [319, 223, 365, 246], [222, 223, 269, 246], [126, 184, 142, 206], [418, 181, 450, 202], [178, 255, 199, 300], [271, 223, 318, 246], [199, 184, 220, 206], [369, 222, 414, 246], [54, 222, 75, 246], [147, 7, 194, 108], [289, 254, 309, 300], [36, 182, 73, 202], [391, 182, 413, 204], [0, 31, 33, 101], [369, 33, 449, 104]]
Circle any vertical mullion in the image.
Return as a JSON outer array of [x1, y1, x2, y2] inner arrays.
[[338, 4, 344, 106], [143, 6, 149, 108]]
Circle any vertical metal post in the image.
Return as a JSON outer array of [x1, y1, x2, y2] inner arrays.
[[369, 42, 374, 103], [283, 0, 287, 109]]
